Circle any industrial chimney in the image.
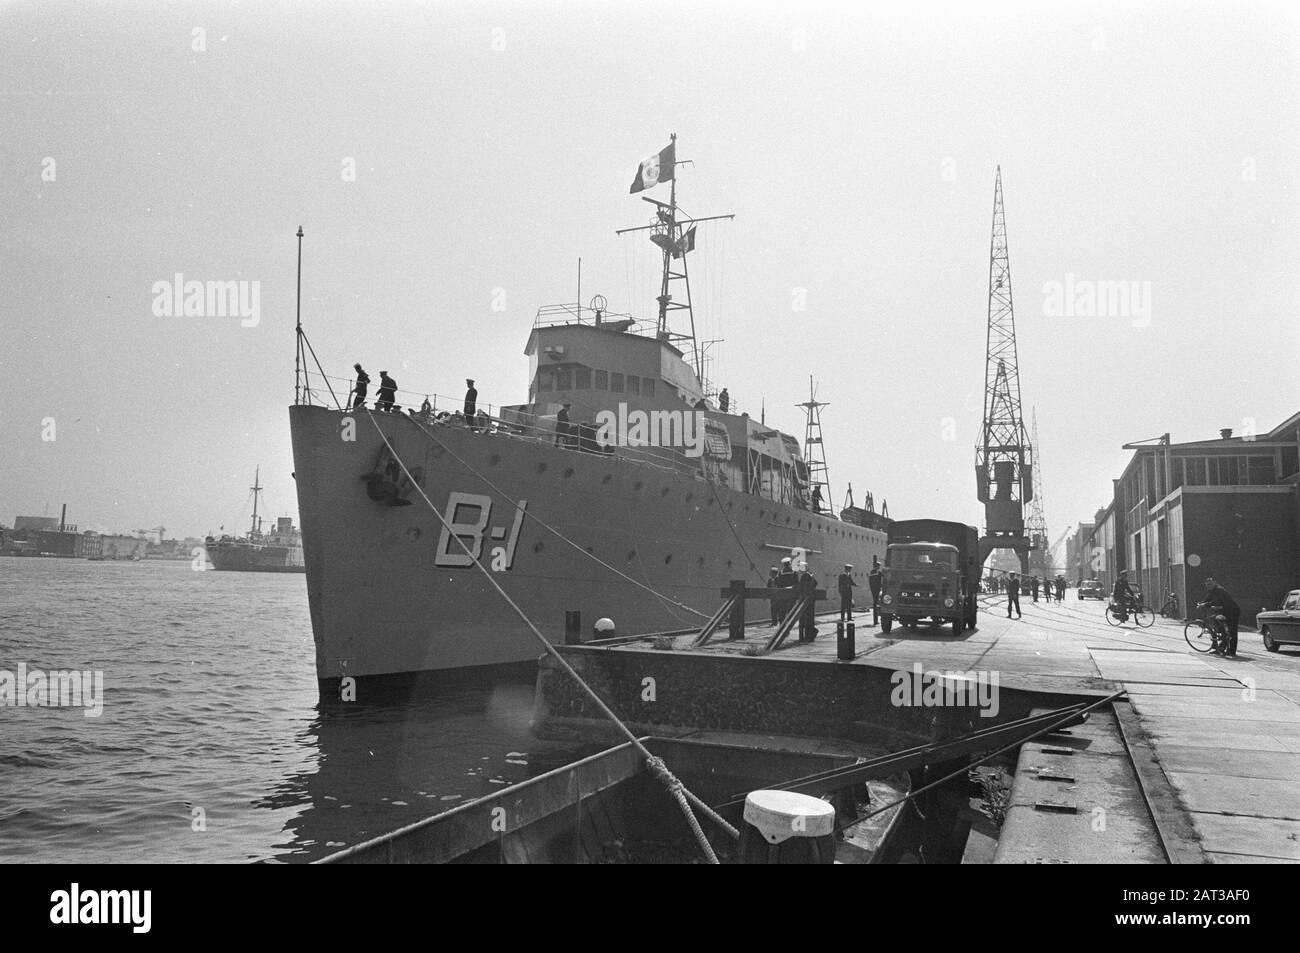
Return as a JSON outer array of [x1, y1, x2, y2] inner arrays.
[[60, 503, 66, 533]]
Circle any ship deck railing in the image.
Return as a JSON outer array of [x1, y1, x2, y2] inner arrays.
[[296, 368, 695, 476]]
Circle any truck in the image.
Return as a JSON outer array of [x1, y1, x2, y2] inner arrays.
[[878, 519, 981, 636]]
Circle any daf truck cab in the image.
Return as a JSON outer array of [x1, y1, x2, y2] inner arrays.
[[879, 519, 980, 636]]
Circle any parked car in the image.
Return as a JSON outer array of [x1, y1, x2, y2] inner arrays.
[[1078, 579, 1105, 600], [1256, 590, 1300, 653]]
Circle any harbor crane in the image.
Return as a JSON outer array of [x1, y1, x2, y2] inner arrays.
[[975, 167, 1034, 574]]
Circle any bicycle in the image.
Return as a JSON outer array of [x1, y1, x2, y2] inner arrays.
[[1184, 603, 1228, 654], [1106, 597, 1154, 628], [1159, 591, 1180, 618]]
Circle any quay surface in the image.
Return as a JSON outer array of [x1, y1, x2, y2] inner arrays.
[[535, 593, 1300, 863]]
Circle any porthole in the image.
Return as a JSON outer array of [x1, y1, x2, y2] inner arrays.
[[634, 481, 643, 491], [563, 468, 574, 479], [533, 542, 544, 554], [627, 550, 637, 561], [664, 554, 673, 565], [661, 487, 670, 497], [602, 474, 612, 485]]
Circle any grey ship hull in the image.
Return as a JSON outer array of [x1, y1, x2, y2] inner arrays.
[[290, 405, 887, 697], [206, 541, 306, 573]]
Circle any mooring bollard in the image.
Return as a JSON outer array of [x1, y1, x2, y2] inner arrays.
[[738, 790, 836, 864], [838, 621, 856, 660]]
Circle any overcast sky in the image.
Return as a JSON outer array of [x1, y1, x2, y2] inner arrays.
[[2, 0, 1297, 545]]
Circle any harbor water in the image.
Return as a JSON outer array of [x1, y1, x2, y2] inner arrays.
[[0, 558, 581, 863]]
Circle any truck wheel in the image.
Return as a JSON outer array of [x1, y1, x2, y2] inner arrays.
[[1263, 627, 1279, 652], [881, 614, 893, 634]]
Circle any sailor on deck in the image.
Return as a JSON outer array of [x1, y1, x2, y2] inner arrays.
[[376, 371, 397, 413], [351, 364, 370, 410]]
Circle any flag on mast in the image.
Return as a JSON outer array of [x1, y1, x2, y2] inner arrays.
[[629, 141, 675, 193], [672, 225, 696, 259]]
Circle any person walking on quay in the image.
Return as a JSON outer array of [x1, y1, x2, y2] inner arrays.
[[767, 567, 781, 625], [1056, 576, 1066, 603], [351, 363, 370, 410], [868, 556, 883, 625], [837, 564, 857, 623], [1201, 576, 1241, 657], [1030, 575, 1040, 603], [1007, 572, 1022, 619], [375, 371, 397, 412]]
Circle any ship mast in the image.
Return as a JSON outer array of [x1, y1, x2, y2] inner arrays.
[[616, 134, 734, 390], [249, 467, 263, 538]]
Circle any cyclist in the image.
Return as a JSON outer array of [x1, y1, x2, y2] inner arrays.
[[1112, 570, 1137, 622], [1201, 576, 1241, 657]]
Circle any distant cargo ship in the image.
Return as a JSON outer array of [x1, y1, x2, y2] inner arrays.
[[205, 468, 306, 573]]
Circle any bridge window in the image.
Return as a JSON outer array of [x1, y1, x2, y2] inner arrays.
[[556, 366, 572, 391], [643, 378, 656, 397], [575, 366, 591, 389], [594, 369, 608, 390], [611, 372, 624, 393], [537, 370, 553, 391], [627, 375, 640, 396]]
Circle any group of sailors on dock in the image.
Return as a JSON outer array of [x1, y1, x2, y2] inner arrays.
[[765, 555, 884, 640]]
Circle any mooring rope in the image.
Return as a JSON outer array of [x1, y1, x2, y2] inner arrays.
[[406, 413, 714, 621], [363, 412, 738, 861], [704, 472, 765, 584]]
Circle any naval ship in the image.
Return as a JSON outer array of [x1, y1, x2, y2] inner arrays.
[[289, 136, 892, 698], [204, 468, 306, 573]]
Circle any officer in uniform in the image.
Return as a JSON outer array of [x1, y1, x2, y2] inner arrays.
[[868, 556, 883, 625], [837, 564, 857, 623], [776, 557, 797, 625], [798, 562, 818, 642], [766, 567, 781, 625]]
